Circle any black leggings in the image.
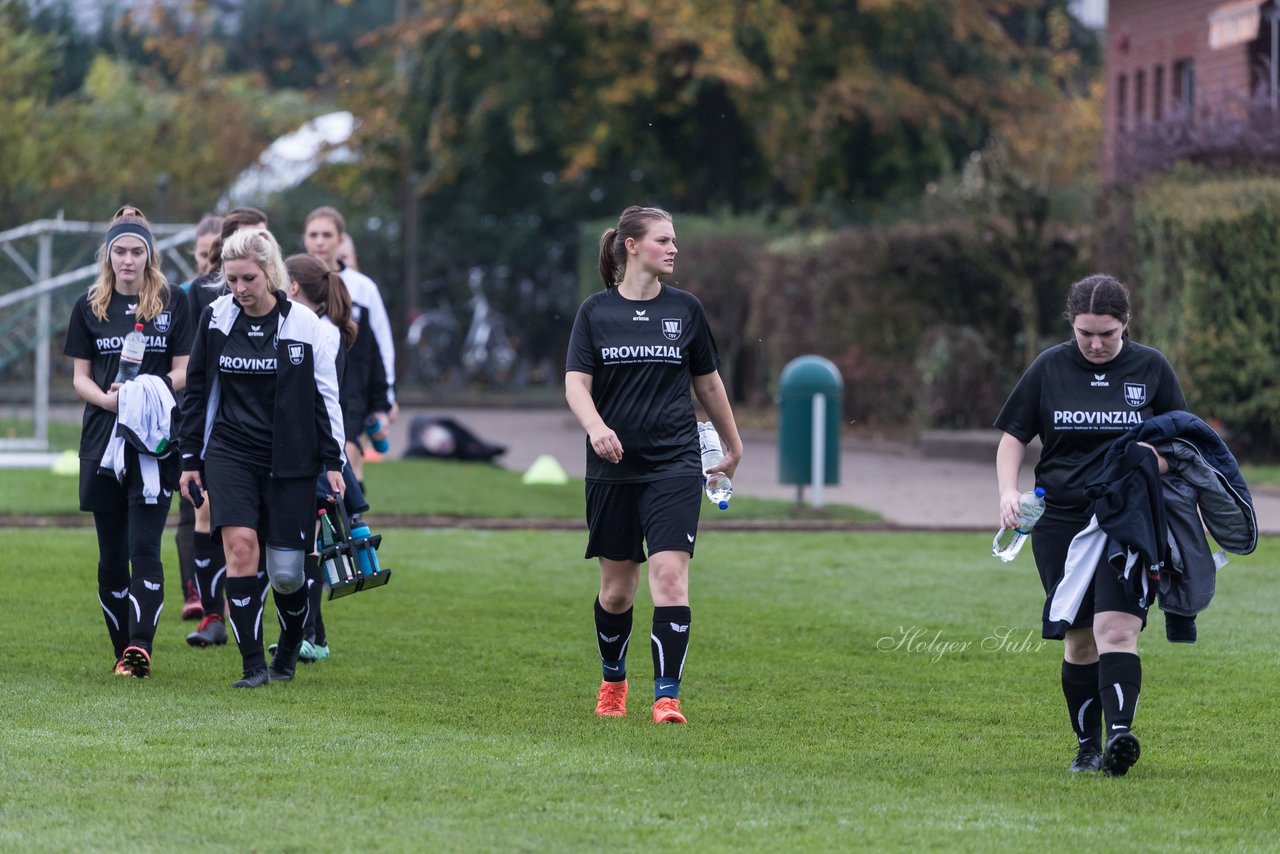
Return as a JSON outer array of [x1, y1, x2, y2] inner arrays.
[[94, 502, 170, 656], [94, 503, 170, 580]]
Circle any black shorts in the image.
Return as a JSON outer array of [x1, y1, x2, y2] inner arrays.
[[79, 454, 176, 513], [1030, 508, 1148, 636], [584, 475, 702, 564], [204, 449, 316, 550]]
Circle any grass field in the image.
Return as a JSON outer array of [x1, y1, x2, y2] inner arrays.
[[0, 456, 880, 523], [2, 525, 1278, 851]]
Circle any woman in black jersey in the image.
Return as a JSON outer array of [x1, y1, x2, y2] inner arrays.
[[272, 253, 366, 664], [565, 205, 743, 725], [178, 229, 346, 688], [995, 274, 1187, 776], [63, 205, 193, 679], [303, 207, 394, 486], [184, 207, 271, 650], [175, 213, 223, 624]]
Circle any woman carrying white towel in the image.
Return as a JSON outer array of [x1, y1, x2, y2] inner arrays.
[[63, 205, 192, 679]]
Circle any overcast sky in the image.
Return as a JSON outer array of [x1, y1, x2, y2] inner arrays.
[[1071, 0, 1107, 30]]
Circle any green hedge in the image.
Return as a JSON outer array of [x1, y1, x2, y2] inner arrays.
[[574, 210, 1087, 432], [1136, 171, 1280, 459]]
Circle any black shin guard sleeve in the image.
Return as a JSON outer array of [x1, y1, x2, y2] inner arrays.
[[97, 563, 131, 659], [226, 575, 266, 669], [594, 598, 633, 675], [1098, 651, 1142, 733], [650, 605, 692, 681], [1062, 660, 1102, 741], [127, 560, 165, 652]]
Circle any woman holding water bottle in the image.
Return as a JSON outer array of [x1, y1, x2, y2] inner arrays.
[[63, 205, 193, 679], [565, 204, 742, 724], [994, 274, 1186, 776]]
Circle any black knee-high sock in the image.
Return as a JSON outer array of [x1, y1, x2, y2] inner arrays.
[[1099, 651, 1142, 735], [127, 559, 165, 653], [273, 585, 309, 648], [1062, 660, 1102, 745], [97, 563, 131, 660], [651, 605, 691, 699], [303, 554, 323, 644], [226, 575, 266, 671], [594, 598, 633, 682], [193, 532, 226, 616], [175, 505, 195, 593]]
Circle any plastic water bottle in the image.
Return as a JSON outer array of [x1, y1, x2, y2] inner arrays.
[[697, 421, 732, 510], [349, 520, 383, 576], [364, 415, 389, 453], [114, 323, 146, 384], [992, 487, 1047, 562]]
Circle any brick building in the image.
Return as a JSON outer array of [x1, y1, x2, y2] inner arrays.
[[1104, 0, 1280, 179]]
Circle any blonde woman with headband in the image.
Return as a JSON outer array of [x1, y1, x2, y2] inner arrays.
[[178, 228, 346, 688], [63, 204, 194, 679]]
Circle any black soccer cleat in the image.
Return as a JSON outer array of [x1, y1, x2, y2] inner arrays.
[[121, 645, 151, 679], [186, 614, 228, 647], [267, 638, 302, 683], [1102, 731, 1141, 777], [1069, 741, 1105, 773], [232, 666, 270, 689]]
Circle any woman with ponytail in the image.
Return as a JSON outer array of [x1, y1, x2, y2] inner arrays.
[[270, 253, 368, 665], [565, 205, 742, 724]]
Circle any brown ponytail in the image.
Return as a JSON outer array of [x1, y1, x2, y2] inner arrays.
[[597, 205, 674, 289], [285, 254, 357, 349]]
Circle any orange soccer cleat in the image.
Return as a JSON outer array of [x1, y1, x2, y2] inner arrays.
[[595, 680, 628, 717], [652, 696, 686, 724]]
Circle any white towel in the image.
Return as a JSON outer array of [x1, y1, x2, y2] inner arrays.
[[99, 375, 176, 504]]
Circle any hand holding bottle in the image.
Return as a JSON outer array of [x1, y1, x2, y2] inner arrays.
[[993, 487, 1046, 562]]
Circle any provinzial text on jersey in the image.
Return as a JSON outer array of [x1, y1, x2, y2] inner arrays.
[[95, 334, 170, 351], [600, 345, 682, 360], [219, 355, 276, 372], [1053, 410, 1144, 426]]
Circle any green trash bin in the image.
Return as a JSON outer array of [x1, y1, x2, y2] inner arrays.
[[777, 356, 842, 502]]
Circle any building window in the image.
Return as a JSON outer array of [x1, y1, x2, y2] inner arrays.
[[1173, 59, 1195, 114], [1154, 65, 1164, 121], [1117, 73, 1128, 131], [1135, 69, 1146, 122]]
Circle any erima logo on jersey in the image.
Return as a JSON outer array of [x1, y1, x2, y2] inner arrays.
[[125, 303, 136, 315], [600, 345, 682, 361], [1091, 373, 1110, 387], [1054, 410, 1144, 426], [219, 355, 276, 372], [248, 324, 265, 337], [632, 310, 650, 322]]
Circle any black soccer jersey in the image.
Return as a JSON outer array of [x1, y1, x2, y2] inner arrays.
[[207, 300, 282, 466], [187, 272, 226, 329], [63, 286, 193, 460], [994, 339, 1187, 510], [566, 284, 720, 483]]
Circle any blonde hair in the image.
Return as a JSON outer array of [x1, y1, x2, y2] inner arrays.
[[218, 228, 289, 295], [88, 205, 167, 322]]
